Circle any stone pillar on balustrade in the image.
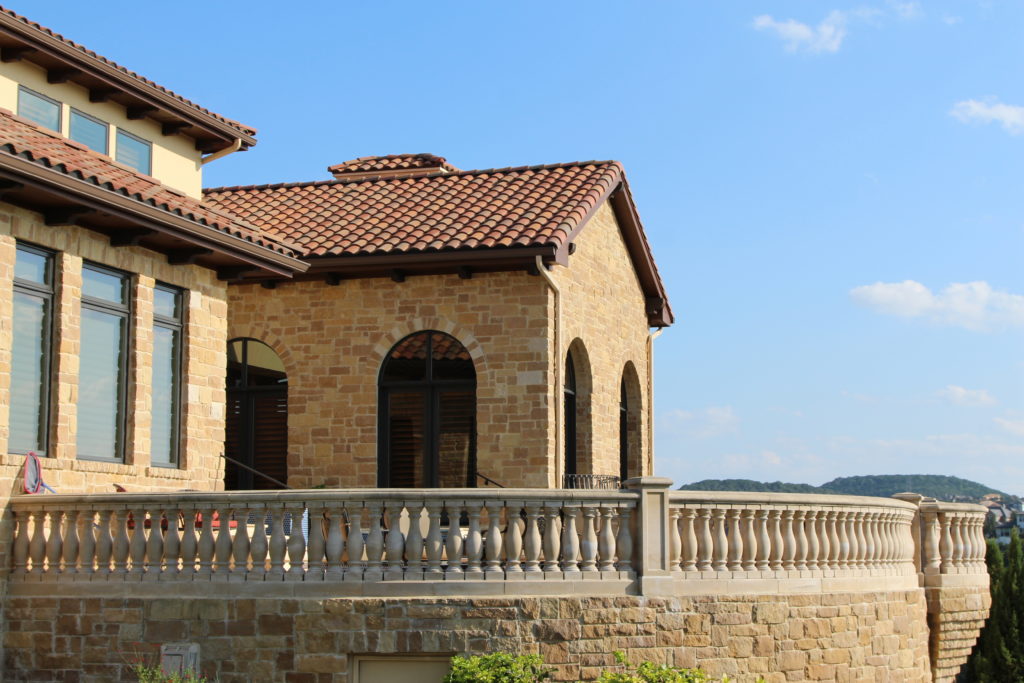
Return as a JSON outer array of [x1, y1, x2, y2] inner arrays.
[[623, 476, 675, 596]]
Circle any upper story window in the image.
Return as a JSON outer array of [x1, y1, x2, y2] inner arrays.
[[116, 129, 152, 175], [10, 243, 54, 455], [70, 108, 108, 154], [151, 284, 183, 467], [77, 263, 130, 461], [17, 86, 60, 132]]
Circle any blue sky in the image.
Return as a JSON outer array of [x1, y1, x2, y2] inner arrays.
[[21, 1, 1023, 491]]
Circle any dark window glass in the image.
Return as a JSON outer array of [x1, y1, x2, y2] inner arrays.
[[116, 130, 152, 174], [379, 331, 476, 488], [77, 264, 130, 460], [70, 109, 108, 154], [10, 244, 54, 454], [17, 86, 60, 131], [619, 379, 629, 482], [225, 339, 288, 490], [564, 354, 577, 477], [151, 285, 182, 467]]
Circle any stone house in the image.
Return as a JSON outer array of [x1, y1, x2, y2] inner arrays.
[[0, 6, 990, 683]]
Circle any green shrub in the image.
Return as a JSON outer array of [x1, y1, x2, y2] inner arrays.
[[596, 651, 764, 683], [443, 653, 551, 683], [131, 664, 210, 683]]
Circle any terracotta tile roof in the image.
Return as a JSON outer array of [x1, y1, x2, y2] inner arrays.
[[0, 107, 298, 257], [0, 5, 255, 138], [327, 154, 459, 176], [203, 160, 623, 257]]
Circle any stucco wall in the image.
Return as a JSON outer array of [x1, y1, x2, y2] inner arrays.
[[228, 271, 555, 489], [1, 591, 934, 682]]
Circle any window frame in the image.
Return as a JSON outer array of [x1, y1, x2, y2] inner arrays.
[[17, 85, 62, 133], [150, 283, 183, 468], [69, 107, 109, 155], [10, 242, 55, 456], [115, 129, 152, 175], [77, 262, 132, 462]]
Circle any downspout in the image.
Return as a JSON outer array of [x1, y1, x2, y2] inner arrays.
[[646, 327, 664, 475], [201, 138, 243, 166], [536, 255, 561, 488]]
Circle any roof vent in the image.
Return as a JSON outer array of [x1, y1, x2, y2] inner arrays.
[[327, 154, 460, 181]]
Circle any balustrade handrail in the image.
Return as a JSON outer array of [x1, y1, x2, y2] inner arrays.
[[670, 490, 920, 510]]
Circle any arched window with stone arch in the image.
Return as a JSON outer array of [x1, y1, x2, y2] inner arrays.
[[620, 361, 643, 482], [378, 331, 477, 488], [564, 340, 593, 486], [225, 338, 288, 490]]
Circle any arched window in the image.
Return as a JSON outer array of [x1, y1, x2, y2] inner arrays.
[[564, 354, 577, 478], [619, 378, 629, 482], [620, 362, 643, 481], [225, 338, 288, 490], [564, 341, 593, 487], [379, 331, 476, 488]]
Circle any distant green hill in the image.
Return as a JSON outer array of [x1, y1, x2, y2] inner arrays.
[[678, 474, 1012, 502]]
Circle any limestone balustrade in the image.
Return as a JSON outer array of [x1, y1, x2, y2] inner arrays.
[[6, 482, 989, 599]]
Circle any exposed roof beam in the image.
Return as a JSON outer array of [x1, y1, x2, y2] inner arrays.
[[109, 228, 155, 247], [161, 121, 190, 137], [458, 266, 473, 280], [324, 273, 343, 286], [1, 46, 35, 62], [47, 68, 78, 84], [89, 89, 117, 103], [260, 280, 277, 290], [126, 105, 157, 120], [390, 269, 406, 283], [166, 247, 212, 265], [43, 206, 91, 226], [217, 266, 259, 281], [0, 179, 24, 199]]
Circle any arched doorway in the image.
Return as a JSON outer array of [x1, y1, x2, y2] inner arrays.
[[378, 331, 476, 488], [225, 338, 288, 490]]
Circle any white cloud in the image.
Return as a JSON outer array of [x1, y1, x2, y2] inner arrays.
[[941, 15, 962, 26], [850, 280, 1024, 331], [996, 418, 1024, 437], [888, 1, 922, 20], [660, 406, 739, 438], [753, 11, 847, 54], [951, 98, 1024, 135], [761, 450, 783, 466], [937, 385, 997, 407]]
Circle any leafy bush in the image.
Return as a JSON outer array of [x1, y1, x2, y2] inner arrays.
[[596, 652, 765, 683], [132, 664, 210, 683], [443, 653, 551, 683]]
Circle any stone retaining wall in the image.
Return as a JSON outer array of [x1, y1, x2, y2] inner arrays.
[[3, 591, 934, 683]]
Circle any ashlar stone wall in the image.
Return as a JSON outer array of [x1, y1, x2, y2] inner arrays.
[[2, 591, 933, 683]]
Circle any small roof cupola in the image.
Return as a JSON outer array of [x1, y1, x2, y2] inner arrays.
[[327, 154, 460, 181]]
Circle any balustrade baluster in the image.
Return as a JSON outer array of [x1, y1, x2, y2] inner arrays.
[[805, 511, 819, 571], [232, 508, 251, 580], [741, 509, 756, 572], [768, 509, 783, 571], [668, 508, 682, 572], [287, 505, 308, 578], [161, 507, 180, 578], [938, 513, 953, 574], [681, 508, 698, 572], [793, 510, 807, 571], [144, 509, 163, 578], [214, 506, 234, 579], [696, 508, 713, 571], [267, 507, 287, 578], [561, 506, 581, 572], [112, 509, 130, 575], [179, 509, 197, 576], [754, 509, 770, 571], [307, 504, 326, 579], [870, 512, 882, 569], [847, 512, 862, 570], [615, 506, 633, 572], [952, 515, 966, 570], [712, 509, 728, 572], [886, 512, 899, 570], [598, 507, 616, 572], [384, 503, 406, 572], [825, 511, 838, 570], [972, 517, 985, 569], [726, 509, 742, 571], [405, 502, 426, 577], [444, 502, 464, 574], [464, 502, 484, 574], [523, 504, 542, 572], [324, 505, 345, 579], [13, 510, 30, 575], [859, 512, 872, 570], [346, 505, 365, 576], [836, 511, 850, 569], [45, 509, 64, 576], [505, 506, 525, 573], [249, 507, 268, 578], [128, 507, 146, 577], [424, 502, 444, 575], [63, 509, 80, 575], [195, 507, 215, 576], [365, 502, 385, 576], [579, 505, 598, 572], [781, 510, 795, 572], [543, 505, 561, 572], [485, 501, 505, 573], [922, 509, 940, 574]]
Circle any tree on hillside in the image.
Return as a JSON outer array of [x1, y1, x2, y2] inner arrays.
[[962, 532, 1024, 681]]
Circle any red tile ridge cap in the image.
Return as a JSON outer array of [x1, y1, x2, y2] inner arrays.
[[0, 5, 256, 138], [204, 159, 624, 195]]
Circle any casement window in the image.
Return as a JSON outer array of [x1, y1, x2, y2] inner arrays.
[[150, 284, 182, 467], [10, 243, 54, 454], [115, 129, 152, 175], [70, 108, 109, 154], [17, 86, 60, 132], [77, 263, 130, 461], [225, 338, 288, 490]]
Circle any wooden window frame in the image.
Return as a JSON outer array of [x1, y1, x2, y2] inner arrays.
[[151, 283, 183, 468], [10, 241, 55, 455]]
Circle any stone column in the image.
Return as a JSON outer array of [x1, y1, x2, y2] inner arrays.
[[623, 476, 674, 596]]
